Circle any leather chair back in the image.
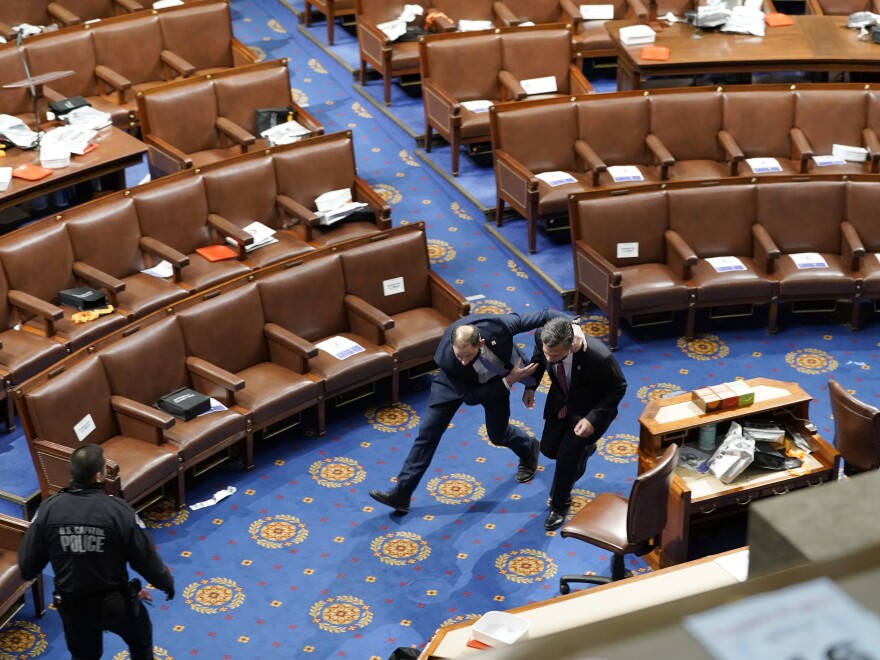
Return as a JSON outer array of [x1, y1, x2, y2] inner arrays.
[[812, 0, 873, 14], [668, 186, 756, 258], [214, 61, 294, 135], [203, 155, 280, 228], [433, 0, 495, 22], [627, 443, 678, 545], [140, 78, 219, 153], [132, 175, 213, 255], [492, 101, 578, 172], [65, 197, 147, 279], [499, 0, 564, 23], [0, 47, 34, 118], [723, 90, 795, 158], [846, 182, 880, 253], [649, 92, 724, 161], [501, 27, 573, 95], [0, 0, 53, 27], [92, 13, 166, 88], [64, 0, 135, 19], [422, 32, 502, 102], [829, 379, 880, 472], [794, 89, 868, 155], [0, 221, 77, 309], [574, 191, 669, 266], [159, 1, 235, 72], [356, 0, 426, 23], [273, 134, 358, 211], [577, 95, 650, 166], [24, 29, 101, 98], [756, 182, 845, 254]]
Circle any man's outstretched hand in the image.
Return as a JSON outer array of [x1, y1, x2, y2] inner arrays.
[[506, 359, 538, 386]]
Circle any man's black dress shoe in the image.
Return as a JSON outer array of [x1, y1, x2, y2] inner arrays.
[[515, 436, 540, 483], [369, 489, 410, 514], [544, 507, 569, 531]]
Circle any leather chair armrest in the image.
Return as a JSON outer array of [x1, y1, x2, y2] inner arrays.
[[186, 356, 245, 396], [498, 70, 527, 101], [430, 13, 456, 32], [41, 85, 65, 103], [422, 79, 461, 134], [215, 117, 256, 148], [762, 0, 777, 13], [575, 139, 607, 186], [8, 290, 63, 337], [560, 0, 585, 22], [144, 134, 193, 170], [356, 18, 391, 66], [841, 221, 867, 272], [291, 104, 324, 136], [352, 177, 392, 227], [277, 193, 320, 230], [114, 0, 145, 12], [718, 129, 745, 176], [0, 513, 29, 543], [95, 64, 132, 98], [345, 294, 394, 346], [569, 66, 595, 95], [625, 0, 649, 19], [207, 213, 254, 256], [752, 223, 781, 274], [428, 271, 471, 320], [139, 236, 189, 282], [110, 394, 174, 446], [264, 323, 316, 373], [646, 133, 674, 180], [160, 49, 196, 77], [493, 1, 522, 26], [864, 127, 880, 173], [494, 149, 538, 190], [789, 127, 813, 173], [47, 2, 81, 26], [574, 240, 623, 307], [73, 261, 126, 307], [665, 229, 698, 280], [0, 21, 16, 40]]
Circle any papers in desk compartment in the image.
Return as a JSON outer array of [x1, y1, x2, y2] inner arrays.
[[684, 577, 880, 660], [580, 4, 615, 20], [461, 100, 493, 113], [63, 105, 112, 131], [314, 188, 369, 226], [746, 157, 782, 173], [535, 171, 576, 187], [678, 445, 712, 474], [260, 119, 311, 146], [607, 165, 643, 182], [791, 252, 828, 269], [316, 336, 365, 360], [520, 76, 557, 96], [141, 260, 174, 279], [706, 256, 747, 272], [458, 20, 494, 31], [812, 154, 847, 167], [226, 221, 278, 252], [0, 114, 38, 149]]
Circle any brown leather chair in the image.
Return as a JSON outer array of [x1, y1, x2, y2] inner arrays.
[[131, 175, 253, 293], [829, 379, 880, 475], [64, 196, 190, 320], [303, 0, 357, 45], [805, 0, 879, 14], [720, 89, 800, 177], [569, 190, 696, 350], [845, 180, 880, 326], [339, 229, 470, 372], [0, 220, 129, 352], [0, 47, 38, 129], [62, 0, 144, 21], [0, 513, 44, 629], [0, 0, 80, 40], [21, 354, 184, 507], [98, 316, 251, 479], [176, 283, 326, 461], [558, 443, 679, 593], [257, 254, 399, 404]]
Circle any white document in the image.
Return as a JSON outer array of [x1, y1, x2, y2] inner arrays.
[[378, 18, 407, 40], [712, 549, 750, 582], [40, 144, 71, 169], [316, 336, 366, 360], [73, 414, 96, 442], [383, 277, 405, 296], [41, 125, 97, 155], [461, 100, 493, 113], [314, 188, 368, 226], [64, 105, 112, 131], [260, 119, 311, 146], [141, 260, 174, 279], [720, 6, 765, 36], [791, 252, 828, 269], [832, 143, 869, 162], [226, 221, 278, 252], [607, 165, 643, 182], [0, 114, 39, 149], [617, 242, 639, 258], [198, 398, 228, 417], [520, 76, 557, 96], [153, 0, 185, 7], [535, 171, 576, 186], [684, 577, 880, 660], [190, 486, 237, 510], [705, 256, 746, 272], [813, 154, 847, 167], [618, 24, 656, 44], [746, 157, 782, 173], [580, 4, 615, 19], [457, 20, 494, 31], [0, 167, 11, 193], [517, 21, 535, 26]]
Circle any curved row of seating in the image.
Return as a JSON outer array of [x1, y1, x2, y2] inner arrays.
[[0, 0, 145, 40], [489, 83, 880, 253], [16, 224, 469, 508], [0, 0, 253, 130], [570, 175, 880, 349], [0, 133, 390, 433]]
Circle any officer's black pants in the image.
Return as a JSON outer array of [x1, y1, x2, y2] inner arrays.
[[58, 591, 153, 660]]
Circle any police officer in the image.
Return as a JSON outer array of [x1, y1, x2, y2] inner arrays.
[[18, 444, 175, 660]]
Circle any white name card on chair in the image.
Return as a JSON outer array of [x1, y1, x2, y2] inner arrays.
[[746, 157, 782, 173], [791, 253, 828, 269], [706, 256, 747, 272], [607, 165, 643, 182], [74, 414, 96, 442], [520, 76, 557, 96], [580, 4, 615, 20], [383, 277, 405, 296], [535, 171, 576, 186], [617, 242, 639, 259], [813, 154, 847, 167]]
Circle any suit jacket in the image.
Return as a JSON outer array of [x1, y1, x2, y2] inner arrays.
[[433, 309, 569, 407], [529, 334, 627, 440]]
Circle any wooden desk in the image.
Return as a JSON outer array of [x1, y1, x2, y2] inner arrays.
[[638, 377, 840, 567], [420, 549, 747, 659], [608, 16, 880, 90], [0, 126, 146, 213]]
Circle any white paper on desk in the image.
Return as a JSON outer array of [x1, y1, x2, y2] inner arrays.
[[316, 336, 365, 360], [226, 221, 278, 252], [520, 76, 557, 96], [705, 256, 746, 272], [813, 154, 847, 167], [141, 260, 174, 279], [791, 252, 828, 269], [260, 119, 311, 146], [581, 4, 615, 19], [535, 171, 577, 186], [41, 125, 97, 155], [684, 577, 880, 660], [461, 100, 493, 113], [607, 165, 643, 182], [0, 167, 11, 193], [190, 486, 237, 510], [746, 157, 782, 173], [64, 105, 112, 131], [458, 19, 494, 31]]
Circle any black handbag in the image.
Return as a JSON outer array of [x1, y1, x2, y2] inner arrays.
[[255, 106, 295, 133], [58, 287, 106, 311]]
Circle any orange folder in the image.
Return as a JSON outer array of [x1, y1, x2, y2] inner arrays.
[[11, 163, 53, 181], [196, 244, 238, 262], [640, 45, 670, 61], [764, 12, 793, 27]]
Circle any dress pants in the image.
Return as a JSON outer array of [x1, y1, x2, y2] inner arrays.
[[59, 591, 153, 660], [395, 378, 533, 497], [540, 416, 598, 510]]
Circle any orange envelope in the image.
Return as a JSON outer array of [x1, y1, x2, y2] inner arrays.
[[640, 45, 670, 61], [11, 163, 53, 181], [764, 13, 793, 27], [196, 245, 238, 262]]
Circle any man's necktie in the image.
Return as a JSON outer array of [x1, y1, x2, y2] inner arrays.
[[556, 361, 569, 419], [478, 352, 508, 377]]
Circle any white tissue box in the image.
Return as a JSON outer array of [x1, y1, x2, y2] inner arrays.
[[0, 167, 11, 192], [618, 24, 656, 45], [831, 144, 869, 162], [40, 145, 71, 169]]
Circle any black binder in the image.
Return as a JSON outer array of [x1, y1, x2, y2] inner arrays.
[[58, 287, 106, 310], [157, 387, 210, 421]]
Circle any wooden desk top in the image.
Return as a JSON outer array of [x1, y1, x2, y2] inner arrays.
[[607, 16, 880, 70]]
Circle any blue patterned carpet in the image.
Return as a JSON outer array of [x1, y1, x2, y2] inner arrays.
[[1, 1, 879, 659]]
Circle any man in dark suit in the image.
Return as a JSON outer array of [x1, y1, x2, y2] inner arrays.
[[370, 309, 569, 514], [524, 317, 627, 530]]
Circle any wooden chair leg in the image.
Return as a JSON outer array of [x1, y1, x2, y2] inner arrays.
[[768, 298, 779, 334], [495, 196, 505, 227], [303, 1, 311, 26], [390, 369, 400, 404], [684, 304, 696, 340], [608, 313, 620, 351], [424, 124, 433, 153], [528, 216, 536, 254], [359, 60, 367, 86], [383, 73, 392, 106], [316, 398, 326, 436], [451, 132, 460, 177], [851, 296, 862, 330], [4, 391, 14, 434], [244, 429, 254, 471], [175, 470, 186, 510], [327, 12, 335, 45]]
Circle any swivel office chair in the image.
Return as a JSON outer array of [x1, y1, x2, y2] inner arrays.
[[558, 443, 679, 594], [828, 379, 880, 475]]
